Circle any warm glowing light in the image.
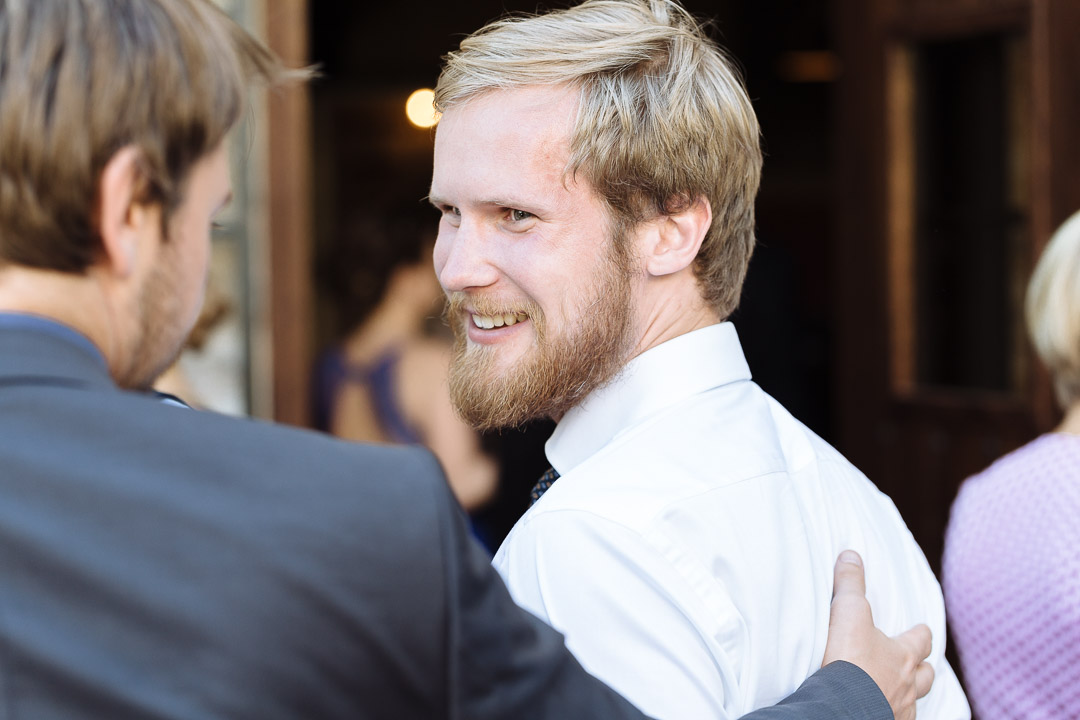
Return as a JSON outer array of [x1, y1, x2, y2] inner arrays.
[[406, 88, 439, 128], [775, 51, 842, 83]]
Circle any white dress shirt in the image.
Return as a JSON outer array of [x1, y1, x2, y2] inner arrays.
[[493, 323, 969, 720]]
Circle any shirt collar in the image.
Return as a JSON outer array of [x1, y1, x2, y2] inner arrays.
[[545, 322, 751, 475], [0, 312, 107, 371]]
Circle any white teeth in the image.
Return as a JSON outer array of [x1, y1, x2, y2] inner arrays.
[[471, 312, 527, 329]]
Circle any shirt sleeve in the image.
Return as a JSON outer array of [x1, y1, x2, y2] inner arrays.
[[429, 475, 653, 720], [494, 509, 744, 720]]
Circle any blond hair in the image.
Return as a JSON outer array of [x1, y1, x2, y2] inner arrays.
[[0, 0, 287, 272], [1027, 209, 1080, 409], [435, 0, 762, 319]]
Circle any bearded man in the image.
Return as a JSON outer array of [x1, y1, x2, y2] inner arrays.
[[429, 1, 970, 718]]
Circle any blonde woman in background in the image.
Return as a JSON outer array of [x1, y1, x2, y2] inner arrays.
[[944, 209, 1080, 718]]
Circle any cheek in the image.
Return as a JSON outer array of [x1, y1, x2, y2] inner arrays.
[[432, 231, 451, 279], [179, 224, 212, 305], [501, 241, 565, 295], [183, 230, 210, 282], [196, 234, 212, 275]]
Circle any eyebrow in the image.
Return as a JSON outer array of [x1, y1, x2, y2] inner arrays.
[[482, 197, 546, 211], [428, 194, 552, 215]]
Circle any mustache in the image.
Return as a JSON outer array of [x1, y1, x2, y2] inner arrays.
[[444, 292, 544, 321]]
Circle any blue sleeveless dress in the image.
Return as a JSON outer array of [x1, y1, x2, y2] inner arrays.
[[312, 347, 422, 444]]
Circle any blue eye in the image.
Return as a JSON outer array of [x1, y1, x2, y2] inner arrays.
[[510, 209, 533, 222]]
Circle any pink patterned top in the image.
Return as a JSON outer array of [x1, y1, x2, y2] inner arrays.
[[944, 433, 1080, 718]]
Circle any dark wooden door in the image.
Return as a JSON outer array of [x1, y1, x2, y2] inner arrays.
[[833, 0, 1080, 573]]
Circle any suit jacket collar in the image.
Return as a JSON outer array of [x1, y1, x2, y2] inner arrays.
[[0, 314, 113, 391]]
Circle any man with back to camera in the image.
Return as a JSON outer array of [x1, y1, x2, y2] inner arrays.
[[429, 0, 970, 717], [0, 0, 932, 718]]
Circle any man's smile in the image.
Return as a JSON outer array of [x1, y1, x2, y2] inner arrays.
[[471, 311, 529, 329]]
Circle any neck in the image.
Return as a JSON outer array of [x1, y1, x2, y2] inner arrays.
[[1057, 403, 1080, 435], [630, 272, 720, 358], [0, 264, 117, 371]]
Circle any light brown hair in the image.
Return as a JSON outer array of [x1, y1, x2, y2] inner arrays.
[[435, 0, 762, 319], [0, 0, 288, 272]]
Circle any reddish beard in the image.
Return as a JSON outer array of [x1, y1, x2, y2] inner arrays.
[[445, 255, 636, 431]]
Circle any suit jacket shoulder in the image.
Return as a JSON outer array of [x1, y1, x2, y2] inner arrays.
[[0, 326, 892, 720]]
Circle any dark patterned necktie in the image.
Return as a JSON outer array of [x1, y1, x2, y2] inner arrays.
[[529, 466, 561, 506]]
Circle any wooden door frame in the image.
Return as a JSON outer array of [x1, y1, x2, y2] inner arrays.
[[264, 0, 313, 427]]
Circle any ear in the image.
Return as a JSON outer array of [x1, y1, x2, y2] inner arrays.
[[640, 196, 712, 277], [96, 146, 159, 278]]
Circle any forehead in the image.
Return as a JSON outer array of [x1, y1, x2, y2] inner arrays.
[[431, 85, 583, 205]]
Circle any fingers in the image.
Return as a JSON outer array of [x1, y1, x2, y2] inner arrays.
[[825, 550, 938, 718], [894, 624, 934, 701], [893, 623, 932, 665], [915, 661, 935, 700], [831, 549, 866, 600]]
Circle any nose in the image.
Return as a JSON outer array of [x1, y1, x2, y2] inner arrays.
[[434, 218, 500, 293]]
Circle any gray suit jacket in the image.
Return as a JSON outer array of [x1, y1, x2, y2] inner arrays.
[[0, 321, 890, 719]]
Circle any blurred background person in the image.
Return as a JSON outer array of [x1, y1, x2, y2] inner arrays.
[[943, 208, 1080, 719], [313, 199, 499, 516]]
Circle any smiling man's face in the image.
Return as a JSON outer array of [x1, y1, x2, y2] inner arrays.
[[430, 85, 639, 429]]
